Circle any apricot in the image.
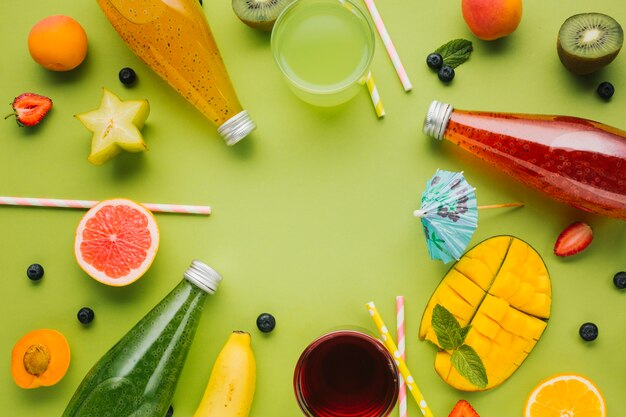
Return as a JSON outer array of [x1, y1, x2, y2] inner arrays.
[[461, 0, 522, 41], [28, 15, 88, 71], [11, 329, 71, 389]]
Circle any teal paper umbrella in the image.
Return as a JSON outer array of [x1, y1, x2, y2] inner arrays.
[[413, 170, 521, 263]]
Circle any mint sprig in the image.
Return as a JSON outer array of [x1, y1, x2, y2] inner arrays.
[[434, 39, 473, 69], [432, 304, 488, 389]]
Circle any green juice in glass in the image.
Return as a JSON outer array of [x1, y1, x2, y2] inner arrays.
[[62, 261, 222, 417], [272, 0, 375, 106]]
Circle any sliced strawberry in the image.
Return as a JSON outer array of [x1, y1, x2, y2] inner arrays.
[[6, 93, 52, 127], [554, 221, 593, 257], [448, 399, 480, 417]]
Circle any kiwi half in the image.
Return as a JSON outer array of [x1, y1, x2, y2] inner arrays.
[[232, 0, 293, 31], [557, 13, 623, 75]]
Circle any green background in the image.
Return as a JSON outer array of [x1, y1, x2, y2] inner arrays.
[[1, 0, 625, 416]]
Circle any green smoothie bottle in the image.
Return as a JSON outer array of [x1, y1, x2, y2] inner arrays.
[[62, 260, 222, 417]]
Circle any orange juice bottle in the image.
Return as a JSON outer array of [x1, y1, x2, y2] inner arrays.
[[97, 0, 256, 145]]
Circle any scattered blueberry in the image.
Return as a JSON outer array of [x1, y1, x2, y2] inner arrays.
[[256, 313, 276, 333], [165, 405, 174, 417], [77, 307, 95, 325], [613, 271, 626, 289], [579, 322, 598, 341], [426, 53, 443, 70], [597, 82, 614, 100], [438, 65, 455, 82], [118, 67, 137, 86], [26, 264, 44, 281]]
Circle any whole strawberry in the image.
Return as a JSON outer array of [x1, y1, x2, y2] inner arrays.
[[5, 93, 52, 127]]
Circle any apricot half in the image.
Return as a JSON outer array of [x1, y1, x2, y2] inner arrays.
[[461, 0, 522, 41], [11, 329, 71, 389]]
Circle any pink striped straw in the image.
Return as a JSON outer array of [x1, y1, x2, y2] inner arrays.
[[396, 296, 407, 417], [362, 0, 412, 92], [0, 196, 211, 215]]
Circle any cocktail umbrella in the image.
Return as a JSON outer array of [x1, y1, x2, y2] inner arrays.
[[413, 169, 522, 263]]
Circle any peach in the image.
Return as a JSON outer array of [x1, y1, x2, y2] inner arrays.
[[461, 0, 522, 41]]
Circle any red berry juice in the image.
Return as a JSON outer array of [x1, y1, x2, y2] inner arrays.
[[424, 101, 626, 219], [294, 331, 398, 417]]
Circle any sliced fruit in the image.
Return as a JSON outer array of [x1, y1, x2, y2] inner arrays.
[[6, 93, 52, 127], [232, 0, 293, 31], [554, 221, 593, 257], [11, 329, 70, 389], [557, 13, 623, 75], [420, 236, 551, 391], [524, 374, 606, 417], [74, 198, 159, 286], [448, 399, 480, 417], [75, 88, 149, 165]]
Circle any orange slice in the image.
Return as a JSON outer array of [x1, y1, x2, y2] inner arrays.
[[524, 374, 606, 417], [74, 199, 159, 286]]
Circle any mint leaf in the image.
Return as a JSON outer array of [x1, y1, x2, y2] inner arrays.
[[459, 325, 471, 342], [451, 344, 488, 389], [434, 39, 473, 69], [432, 304, 464, 350]]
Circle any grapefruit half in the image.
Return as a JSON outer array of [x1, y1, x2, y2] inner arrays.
[[75, 199, 159, 286]]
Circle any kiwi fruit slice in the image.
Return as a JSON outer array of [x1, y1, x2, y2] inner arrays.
[[232, 0, 293, 31], [557, 13, 623, 75]]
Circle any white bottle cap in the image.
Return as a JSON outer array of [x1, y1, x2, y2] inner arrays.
[[217, 110, 257, 146], [423, 100, 453, 140], [184, 260, 222, 294]]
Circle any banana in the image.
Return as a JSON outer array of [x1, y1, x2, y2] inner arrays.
[[193, 331, 256, 417]]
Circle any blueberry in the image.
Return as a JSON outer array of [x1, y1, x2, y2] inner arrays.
[[438, 65, 455, 82], [613, 271, 626, 289], [426, 53, 443, 70], [165, 405, 174, 417], [26, 264, 44, 281], [256, 313, 276, 333], [77, 307, 95, 324], [579, 322, 598, 341], [597, 82, 614, 100], [118, 67, 137, 86]]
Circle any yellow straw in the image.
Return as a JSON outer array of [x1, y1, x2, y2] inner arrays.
[[366, 301, 435, 417], [365, 71, 385, 118]]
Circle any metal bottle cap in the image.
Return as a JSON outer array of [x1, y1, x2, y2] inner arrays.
[[217, 110, 257, 146], [184, 260, 222, 294], [423, 100, 454, 140]]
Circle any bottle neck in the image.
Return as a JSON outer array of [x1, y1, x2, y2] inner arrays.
[[423, 100, 454, 140], [183, 260, 222, 294]]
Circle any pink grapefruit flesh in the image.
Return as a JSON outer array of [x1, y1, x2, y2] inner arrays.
[[75, 199, 159, 286]]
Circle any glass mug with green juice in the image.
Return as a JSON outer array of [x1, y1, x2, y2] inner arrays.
[[271, 0, 375, 107]]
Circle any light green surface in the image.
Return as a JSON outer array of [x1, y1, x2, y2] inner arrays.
[[1, 1, 625, 416]]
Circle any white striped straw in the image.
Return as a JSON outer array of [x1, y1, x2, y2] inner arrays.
[[365, 71, 385, 118], [396, 296, 408, 417], [362, 0, 412, 92], [0, 196, 211, 215]]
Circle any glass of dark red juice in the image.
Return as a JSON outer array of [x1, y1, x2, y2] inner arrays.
[[293, 330, 399, 417]]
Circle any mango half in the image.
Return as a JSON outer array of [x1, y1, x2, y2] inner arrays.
[[419, 236, 550, 391]]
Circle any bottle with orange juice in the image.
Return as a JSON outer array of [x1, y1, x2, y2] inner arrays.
[[97, 0, 256, 145]]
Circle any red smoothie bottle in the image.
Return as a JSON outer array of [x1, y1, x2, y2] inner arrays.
[[423, 100, 626, 219]]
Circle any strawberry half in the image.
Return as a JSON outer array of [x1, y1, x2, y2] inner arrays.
[[554, 221, 593, 257], [6, 93, 52, 127], [449, 399, 480, 417]]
